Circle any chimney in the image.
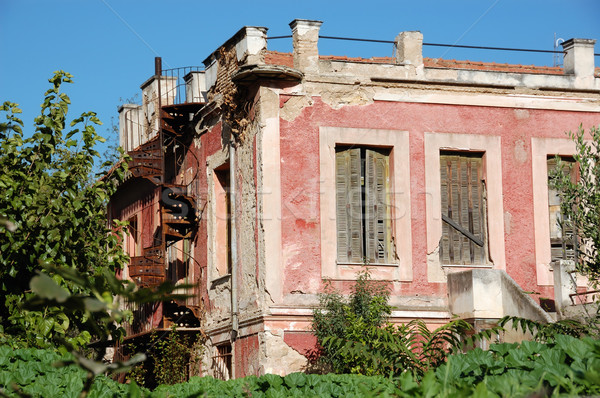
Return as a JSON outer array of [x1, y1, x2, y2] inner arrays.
[[561, 38, 596, 78], [395, 31, 423, 67], [290, 19, 323, 73]]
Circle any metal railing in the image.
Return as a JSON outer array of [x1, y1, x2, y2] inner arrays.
[[161, 66, 205, 106]]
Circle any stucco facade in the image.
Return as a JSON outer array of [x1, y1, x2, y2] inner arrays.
[[109, 20, 600, 378]]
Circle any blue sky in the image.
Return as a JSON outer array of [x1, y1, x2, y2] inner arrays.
[[1, 0, 599, 155]]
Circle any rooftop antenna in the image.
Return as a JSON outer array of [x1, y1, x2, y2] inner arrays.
[[554, 33, 564, 67]]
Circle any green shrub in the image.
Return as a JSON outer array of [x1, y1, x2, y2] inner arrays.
[[312, 269, 391, 373], [150, 372, 399, 398], [124, 330, 204, 389], [322, 318, 474, 378]]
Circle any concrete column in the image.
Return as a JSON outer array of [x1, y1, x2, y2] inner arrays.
[[394, 31, 423, 67], [552, 260, 577, 315], [561, 38, 596, 78], [290, 19, 323, 73]]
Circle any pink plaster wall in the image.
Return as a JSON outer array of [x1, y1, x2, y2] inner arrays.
[[283, 331, 318, 357], [279, 97, 600, 300]]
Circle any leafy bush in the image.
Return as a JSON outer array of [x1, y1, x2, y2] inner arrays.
[[312, 269, 391, 373], [150, 372, 399, 398], [125, 330, 204, 389], [312, 269, 499, 377], [499, 315, 591, 341], [0, 72, 130, 349], [5, 336, 600, 397], [322, 319, 475, 378]]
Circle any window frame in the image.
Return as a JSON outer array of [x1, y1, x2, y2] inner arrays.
[[207, 150, 233, 285], [547, 156, 578, 263], [424, 132, 505, 283], [319, 127, 412, 281], [531, 137, 587, 287]]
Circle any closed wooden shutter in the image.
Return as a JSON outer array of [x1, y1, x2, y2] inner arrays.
[[336, 148, 363, 263], [547, 158, 577, 261], [439, 154, 486, 265], [365, 149, 390, 263]]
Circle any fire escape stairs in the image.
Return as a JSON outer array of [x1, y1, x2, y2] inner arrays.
[[160, 105, 195, 137], [127, 138, 163, 185], [161, 184, 199, 241], [126, 106, 200, 289], [128, 246, 165, 289]]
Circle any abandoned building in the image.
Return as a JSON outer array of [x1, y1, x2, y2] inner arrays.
[[108, 19, 600, 379]]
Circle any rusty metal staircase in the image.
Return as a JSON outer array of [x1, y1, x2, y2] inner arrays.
[[126, 58, 204, 289], [127, 138, 163, 185]]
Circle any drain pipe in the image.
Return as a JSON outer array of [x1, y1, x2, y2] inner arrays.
[[229, 141, 239, 341]]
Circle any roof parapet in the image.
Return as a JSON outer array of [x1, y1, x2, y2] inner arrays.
[[290, 19, 323, 73]]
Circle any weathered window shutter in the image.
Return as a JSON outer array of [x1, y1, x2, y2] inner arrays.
[[439, 154, 486, 265], [365, 149, 390, 263], [547, 158, 577, 261], [336, 148, 363, 263]]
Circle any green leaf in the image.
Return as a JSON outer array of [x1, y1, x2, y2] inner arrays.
[[30, 273, 69, 303]]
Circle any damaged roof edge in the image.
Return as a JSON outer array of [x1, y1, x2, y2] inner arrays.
[[202, 25, 269, 67], [232, 64, 303, 84]]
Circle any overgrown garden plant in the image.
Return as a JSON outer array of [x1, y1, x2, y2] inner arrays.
[[312, 269, 392, 373]]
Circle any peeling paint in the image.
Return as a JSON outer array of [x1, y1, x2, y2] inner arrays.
[[280, 95, 313, 121], [514, 139, 528, 164], [259, 331, 307, 375]]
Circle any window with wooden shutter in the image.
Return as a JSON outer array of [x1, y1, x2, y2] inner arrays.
[[439, 152, 486, 265], [336, 147, 391, 264], [547, 157, 577, 261]]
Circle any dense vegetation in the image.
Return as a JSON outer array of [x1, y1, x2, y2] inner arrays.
[[0, 72, 130, 349], [0, 73, 194, 396], [3, 334, 600, 397]]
